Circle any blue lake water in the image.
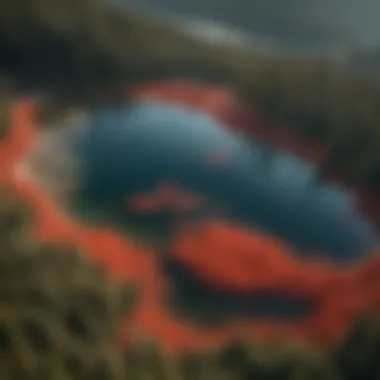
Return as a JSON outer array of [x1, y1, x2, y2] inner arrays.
[[61, 101, 377, 263], [29, 100, 378, 321]]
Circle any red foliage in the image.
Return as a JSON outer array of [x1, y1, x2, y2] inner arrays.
[[127, 181, 204, 214], [169, 220, 380, 344], [1, 91, 380, 354]]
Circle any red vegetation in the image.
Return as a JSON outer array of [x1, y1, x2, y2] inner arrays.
[[169, 221, 380, 344], [1, 89, 380, 354], [127, 181, 204, 214]]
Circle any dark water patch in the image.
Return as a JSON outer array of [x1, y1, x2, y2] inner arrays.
[[162, 260, 315, 324]]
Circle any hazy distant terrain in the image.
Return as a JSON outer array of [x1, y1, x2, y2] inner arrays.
[[110, 0, 380, 52]]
